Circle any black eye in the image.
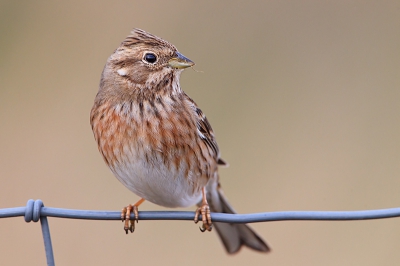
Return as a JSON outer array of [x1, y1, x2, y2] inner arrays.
[[144, 53, 157, 63]]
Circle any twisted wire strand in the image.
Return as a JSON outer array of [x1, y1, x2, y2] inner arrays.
[[2, 199, 400, 222], [2, 199, 400, 266]]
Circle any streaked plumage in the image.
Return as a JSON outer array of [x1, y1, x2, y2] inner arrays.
[[90, 28, 270, 254]]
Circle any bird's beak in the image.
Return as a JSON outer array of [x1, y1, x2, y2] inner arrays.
[[168, 52, 195, 69]]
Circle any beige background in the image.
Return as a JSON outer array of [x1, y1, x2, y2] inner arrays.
[[1, 1, 400, 265]]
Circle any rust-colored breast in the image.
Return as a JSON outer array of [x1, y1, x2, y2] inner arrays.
[[90, 95, 217, 182]]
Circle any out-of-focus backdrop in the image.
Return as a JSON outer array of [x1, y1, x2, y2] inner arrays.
[[1, 1, 400, 265]]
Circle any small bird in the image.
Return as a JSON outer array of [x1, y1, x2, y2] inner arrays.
[[90, 28, 270, 254]]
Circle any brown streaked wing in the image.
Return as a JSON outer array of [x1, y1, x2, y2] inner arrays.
[[194, 106, 227, 166]]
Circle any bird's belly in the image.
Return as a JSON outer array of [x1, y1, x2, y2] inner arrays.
[[111, 156, 204, 208]]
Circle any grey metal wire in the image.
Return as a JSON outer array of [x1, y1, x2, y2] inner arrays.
[[2, 199, 400, 266]]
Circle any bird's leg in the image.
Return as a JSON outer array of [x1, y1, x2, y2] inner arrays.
[[194, 187, 212, 232], [121, 198, 145, 234]]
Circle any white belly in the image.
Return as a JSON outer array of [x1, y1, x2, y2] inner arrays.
[[111, 153, 204, 208]]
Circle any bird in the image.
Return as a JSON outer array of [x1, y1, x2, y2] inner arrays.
[[90, 28, 270, 254]]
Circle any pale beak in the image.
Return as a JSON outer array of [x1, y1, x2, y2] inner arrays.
[[168, 52, 195, 69]]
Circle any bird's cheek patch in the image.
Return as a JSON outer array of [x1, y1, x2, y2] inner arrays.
[[117, 68, 128, 76]]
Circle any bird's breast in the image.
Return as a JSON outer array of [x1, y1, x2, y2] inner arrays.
[[91, 100, 210, 207]]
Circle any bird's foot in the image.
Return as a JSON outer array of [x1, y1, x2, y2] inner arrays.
[[121, 204, 139, 234], [194, 203, 212, 232]]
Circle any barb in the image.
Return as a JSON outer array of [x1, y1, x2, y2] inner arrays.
[[2, 199, 400, 266]]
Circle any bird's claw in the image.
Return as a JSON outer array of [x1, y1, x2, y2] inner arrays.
[[194, 203, 212, 232], [121, 204, 139, 234]]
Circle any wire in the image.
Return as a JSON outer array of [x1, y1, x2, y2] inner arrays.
[[2, 199, 400, 266]]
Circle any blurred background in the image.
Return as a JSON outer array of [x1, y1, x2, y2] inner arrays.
[[1, 1, 400, 265]]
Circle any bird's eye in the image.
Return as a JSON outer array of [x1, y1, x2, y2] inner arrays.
[[143, 53, 157, 64]]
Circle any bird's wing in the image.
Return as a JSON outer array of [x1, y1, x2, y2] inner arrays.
[[193, 104, 227, 166], [183, 92, 227, 166]]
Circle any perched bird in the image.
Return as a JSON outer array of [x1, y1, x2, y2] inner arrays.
[[90, 28, 270, 254]]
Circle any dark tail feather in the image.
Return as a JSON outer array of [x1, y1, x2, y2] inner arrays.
[[211, 188, 270, 254]]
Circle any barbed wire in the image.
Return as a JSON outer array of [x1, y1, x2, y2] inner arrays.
[[2, 199, 400, 266]]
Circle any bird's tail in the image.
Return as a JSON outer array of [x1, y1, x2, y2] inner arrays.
[[207, 185, 270, 254]]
